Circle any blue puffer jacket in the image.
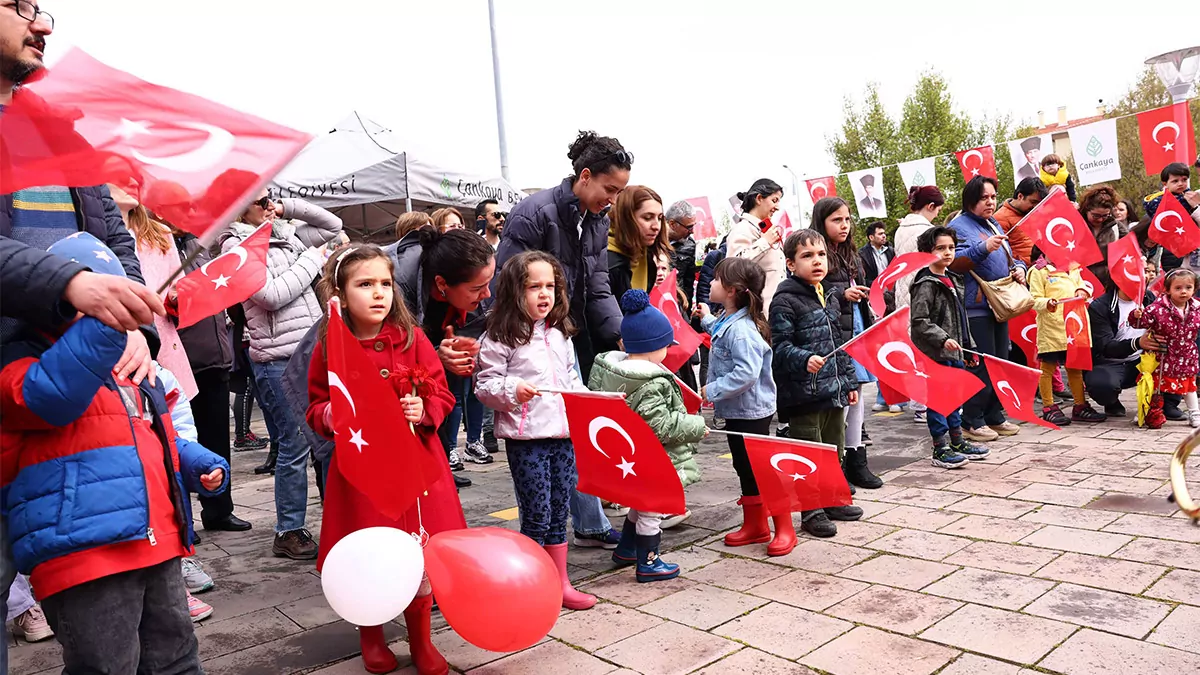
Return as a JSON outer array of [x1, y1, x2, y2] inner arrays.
[[949, 210, 1027, 319], [0, 318, 228, 597]]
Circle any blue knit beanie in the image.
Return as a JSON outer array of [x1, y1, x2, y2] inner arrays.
[[619, 289, 674, 354], [47, 232, 127, 278]]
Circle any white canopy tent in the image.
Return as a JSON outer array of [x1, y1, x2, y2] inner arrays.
[[269, 112, 525, 241]]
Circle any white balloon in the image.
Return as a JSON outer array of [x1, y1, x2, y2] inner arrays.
[[321, 527, 424, 626]]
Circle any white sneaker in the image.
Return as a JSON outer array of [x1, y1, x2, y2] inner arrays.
[[871, 403, 887, 412], [660, 510, 692, 529], [11, 604, 53, 643], [888, 404, 903, 413], [187, 593, 214, 623], [182, 557, 214, 593], [462, 441, 494, 465], [1189, 411, 1200, 428], [913, 410, 927, 424]]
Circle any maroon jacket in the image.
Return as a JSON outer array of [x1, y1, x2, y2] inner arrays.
[[1129, 295, 1200, 379]]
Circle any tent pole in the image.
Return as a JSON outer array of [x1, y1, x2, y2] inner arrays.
[[405, 197, 412, 213], [488, 0, 511, 182]]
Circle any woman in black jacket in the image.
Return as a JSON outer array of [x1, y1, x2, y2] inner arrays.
[[808, 197, 882, 490], [606, 185, 672, 304]]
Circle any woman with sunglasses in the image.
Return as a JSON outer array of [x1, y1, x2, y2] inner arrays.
[[218, 188, 343, 561]]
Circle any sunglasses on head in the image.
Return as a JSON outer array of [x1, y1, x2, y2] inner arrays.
[[611, 150, 634, 165]]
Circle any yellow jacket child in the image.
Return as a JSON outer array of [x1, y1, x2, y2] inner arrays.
[[1029, 262, 1090, 354]]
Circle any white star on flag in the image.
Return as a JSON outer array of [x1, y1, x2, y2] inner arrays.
[[616, 457, 636, 478], [1176, 227, 1186, 235], [211, 274, 230, 289], [1122, 255, 1134, 264], [914, 370, 930, 379], [1066, 241, 1077, 251], [791, 472, 807, 482], [1067, 335, 1075, 345], [114, 118, 152, 142], [348, 428, 368, 452], [1164, 141, 1175, 151], [971, 168, 980, 176], [94, 250, 113, 263]]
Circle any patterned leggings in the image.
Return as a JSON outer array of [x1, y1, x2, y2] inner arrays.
[[506, 438, 578, 546]]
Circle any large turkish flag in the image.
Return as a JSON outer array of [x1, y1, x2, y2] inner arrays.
[[175, 223, 270, 328], [0, 49, 311, 238], [1017, 188, 1104, 270], [744, 435, 853, 516], [1137, 102, 1196, 176], [560, 391, 687, 515]]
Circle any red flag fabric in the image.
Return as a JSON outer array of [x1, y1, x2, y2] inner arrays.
[[325, 302, 434, 520], [842, 307, 984, 416], [1017, 188, 1104, 269], [778, 210, 794, 238], [982, 355, 1060, 430], [560, 392, 686, 514], [0, 49, 311, 238], [877, 380, 907, 406], [651, 269, 704, 372], [175, 223, 270, 328], [1078, 266, 1103, 305], [684, 196, 717, 239], [1062, 297, 1092, 371], [1150, 270, 1166, 297], [805, 176, 837, 202], [1107, 233, 1146, 303], [869, 252, 937, 317], [1137, 102, 1196, 176], [1008, 309, 1039, 367], [955, 145, 997, 181], [674, 375, 702, 414], [1147, 192, 1200, 259], [744, 435, 852, 516]]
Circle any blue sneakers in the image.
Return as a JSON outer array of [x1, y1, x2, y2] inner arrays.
[[931, 443, 968, 469], [573, 527, 621, 550], [950, 438, 990, 461]]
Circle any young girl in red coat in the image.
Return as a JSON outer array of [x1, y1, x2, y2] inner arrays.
[[1131, 268, 1200, 428], [307, 245, 466, 675]]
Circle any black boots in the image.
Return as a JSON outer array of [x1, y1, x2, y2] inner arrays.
[[254, 441, 278, 475], [842, 446, 883, 489]]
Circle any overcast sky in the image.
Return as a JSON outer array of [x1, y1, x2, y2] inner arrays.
[[48, 0, 1200, 220]]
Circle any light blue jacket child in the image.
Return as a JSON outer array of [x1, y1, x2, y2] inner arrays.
[[702, 308, 776, 420]]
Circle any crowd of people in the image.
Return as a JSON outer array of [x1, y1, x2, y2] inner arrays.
[[5, 4, 1200, 675]]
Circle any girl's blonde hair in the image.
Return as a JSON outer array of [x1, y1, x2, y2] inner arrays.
[[316, 245, 417, 350], [127, 205, 172, 253]]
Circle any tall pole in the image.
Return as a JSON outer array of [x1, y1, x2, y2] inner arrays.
[[488, 0, 511, 181], [782, 164, 801, 222]]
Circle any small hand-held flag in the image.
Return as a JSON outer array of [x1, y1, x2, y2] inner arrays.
[[1107, 233, 1146, 304], [1148, 192, 1200, 259], [1061, 297, 1093, 371], [650, 269, 704, 372], [560, 391, 687, 515], [869, 252, 937, 317], [175, 223, 271, 328], [742, 434, 852, 516], [1008, 309, 1039, 366], [982, 355, 1059, 430]]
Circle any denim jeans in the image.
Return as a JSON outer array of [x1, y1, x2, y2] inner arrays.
[[963, 315, 1010, 430], [925, 360, 965, 438], [41, 558, 202, 674], [439, 378, 484, 452], [570, 490, 612, 536], [252, 358, 310, 534], [1, 515, 15, 675], [507, 439, 577, 545]]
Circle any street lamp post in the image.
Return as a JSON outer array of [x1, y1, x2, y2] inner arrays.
[[1146, 46, 1200, 104], [782, 164, 801, 225], [488, 0, 511, 181]]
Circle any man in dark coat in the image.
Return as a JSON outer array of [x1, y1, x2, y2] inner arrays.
[[858, 221, 895, 289], [665, 200, 699, 303]]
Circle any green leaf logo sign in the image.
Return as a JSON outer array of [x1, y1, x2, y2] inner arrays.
[[912, 171, 926, 186], [440, 176, 453, 199], [1086, 136, 1103, 158]]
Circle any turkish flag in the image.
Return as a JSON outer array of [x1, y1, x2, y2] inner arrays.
[[805, 176, 837, 202], [674, 375, 702, 414], [685, 197, 717, 239], [1148, 192, 1200, 259], [1150, 271, 1167, 297], [326, 301, 435, 520], [1107, 233, 1145, 303], [744, 435, 852, 516], [1062, 297, 1092, 371], [869, 252, 937, 317], [955, 145, 997, 182], [1008, 309, 1039, 366], [560, 392, 687, 515], [1137, 102, 1196, 176], [1017, 188, 1104, 269], [0, 49, 311, 239], [175, 223, 270, 328], [982, 355, 1059, 430], [778, 210, 794, 238], [842, 307, 984, 416], [651, 269, 704, 372], [1078, 266, 1103, 305]]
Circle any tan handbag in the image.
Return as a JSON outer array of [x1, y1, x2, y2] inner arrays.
[[968, 245, 1032, 322]]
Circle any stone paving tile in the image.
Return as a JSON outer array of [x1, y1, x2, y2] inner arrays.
[[943, 541, 1062, 575], [663, 545, 724, 574], [716, 602, 853, 660], [199, 620, 404, 675], [771, 539, 875, 573], [825, 585, 962, 634], [878, 487, 970, 509], [1065, 457, 1157, 477], [1085, 493, 1180, 516], [803, 519, 897, 547], [942, 478, 1032, 497], [638, 584, 768, 630], [1002, 454, 1089, 470], [1034, 551, 1166, 594], [432, 631, 523, 672], [945, 496, 1039, 518], [747, 568, 870, 611], [578, 573, 697, 608], [1113, 538, 1200, 571], [468, 640, 618, 675], [867, 504, 967, 531], [1008, 483, 1104, 507], [1144, 569, 1200, 605], [852, 499, 897, 520], [837, 554, 958, 591], [1073, 474, 1168, 495], [1040, 627, 1200, 674], [275, 593, 342, 630], [684, 556, 791, 591], [194, 570, 325, 622], [1023, 583, 1172, 639], [1017, 504, 1123, 530], [800, 626, 958, 675], [548, 602, 663, 651], [920, 603, 1077, 664], [937, 653, 1025, 675], [886, 471, 962, 490], [594, 621, 740, 675], [1101, 512, 1200, 543], [1003, 467, 1090, 485], [866, 528, 973, 561], [922, 567, 1056, 610], [194, 607, 305, 661], [936, 515, 1044, 543], [692, 647, 819, 675], [1018, 524, 1134, 556], [1148, 605, 1200, 654]]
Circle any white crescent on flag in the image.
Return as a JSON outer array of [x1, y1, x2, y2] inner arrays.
[[962, 149, 983, 170], [1066, 311, 1085, 336], [588, 416, 635, 460], [878, 262, 909, 289], [878, 341, 919, 375], [811, 183, 827, 199], [1152, 121, 1180, 145], [996, 380, 1021, 409], [1020, 324, 1037, 344], [1153, 210, 1182, 234], [200, 244, 248, 276], [1044, 217, 1075, 248], [770, 452, 819, 481], [327, 371, 357, 417], [129, 121, 236, 172]]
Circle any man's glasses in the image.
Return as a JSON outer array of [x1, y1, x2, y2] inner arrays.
[[491, 211, 508, 221], [6, 1, 53, 29], [254, 197, 273, 210]]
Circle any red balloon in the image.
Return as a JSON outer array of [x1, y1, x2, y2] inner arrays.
[[425, 527, 562, 652]]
